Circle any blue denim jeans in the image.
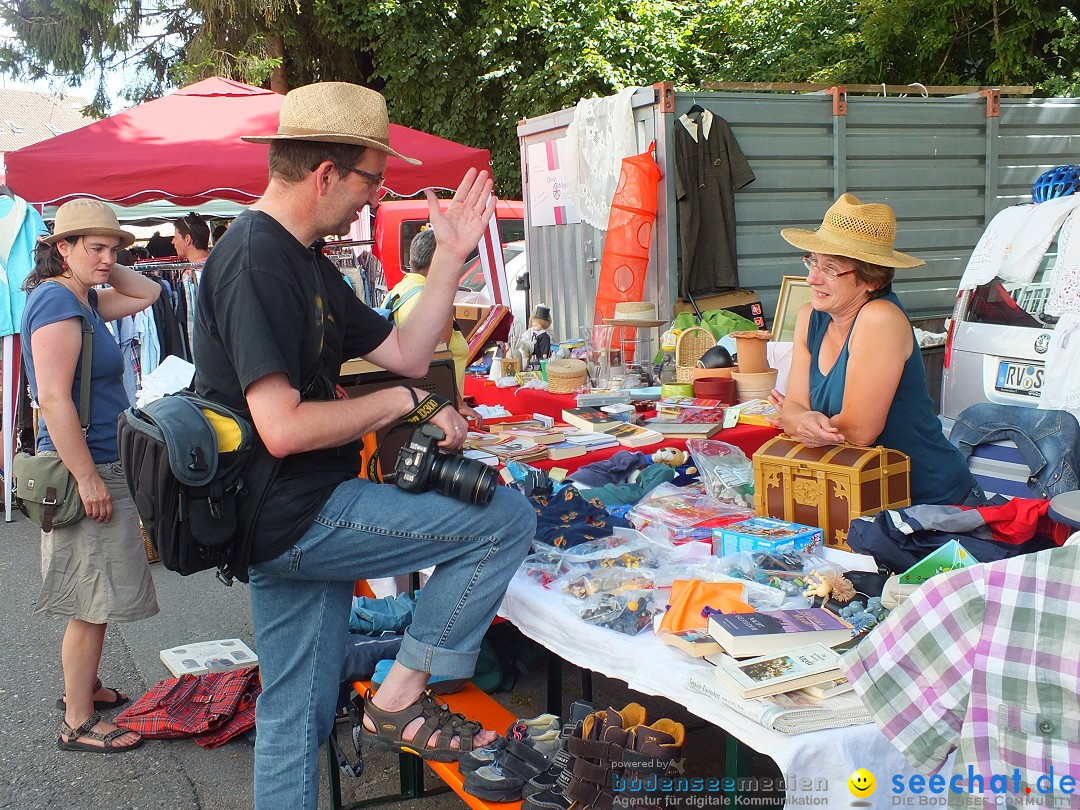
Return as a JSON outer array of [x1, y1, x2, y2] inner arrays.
[[248, 479, 535, 810]]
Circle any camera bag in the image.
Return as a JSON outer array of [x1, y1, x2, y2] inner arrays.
[[117, 392, 279, 584]]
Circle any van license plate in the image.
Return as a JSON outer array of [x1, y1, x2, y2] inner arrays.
[[995, 361, 1043, 397]]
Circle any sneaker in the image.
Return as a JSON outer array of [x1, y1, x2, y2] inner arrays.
[[521, 700, 595, 800], [459, 713, 559, 774], [464, 727, 561, 802]]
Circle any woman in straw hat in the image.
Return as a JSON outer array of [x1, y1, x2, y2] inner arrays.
[[774, 193, 982, 507], [21, 199, 163, 753]]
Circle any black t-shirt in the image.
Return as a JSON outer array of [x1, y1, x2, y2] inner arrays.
[[193, 210, 393, 562]]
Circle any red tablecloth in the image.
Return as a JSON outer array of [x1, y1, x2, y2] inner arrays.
[[464, 375, 779, 474], [464, 375, 578, 421]]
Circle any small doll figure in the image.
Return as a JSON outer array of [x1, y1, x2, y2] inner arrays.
[[517, 304, 553, 369]]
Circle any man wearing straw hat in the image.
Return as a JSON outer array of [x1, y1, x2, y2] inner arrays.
[[772, 193, 981, 508], [192, 82, 534, 809]]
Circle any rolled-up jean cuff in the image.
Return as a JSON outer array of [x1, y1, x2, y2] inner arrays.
[[397, 627, 478, 679]]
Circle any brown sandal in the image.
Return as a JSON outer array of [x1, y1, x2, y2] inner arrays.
[[58, 711, 144, 754], [55, 677, 130, 711], [360, 690, 485, 762]]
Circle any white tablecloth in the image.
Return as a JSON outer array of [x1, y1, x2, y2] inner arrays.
[[499, 572, 932, 809]]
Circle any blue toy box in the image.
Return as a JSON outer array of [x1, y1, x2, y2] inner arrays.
[[713, 517, 823, 557]]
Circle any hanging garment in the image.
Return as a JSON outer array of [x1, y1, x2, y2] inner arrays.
[[959, 196, 1080, 289], [673, 109, 755, 298], [0, 194, 48, 337], [563, 87, 640, 230], [1040, 208, 1080, 416]]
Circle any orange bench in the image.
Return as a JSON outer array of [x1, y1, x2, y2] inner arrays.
[[328, 680, 524, 810]]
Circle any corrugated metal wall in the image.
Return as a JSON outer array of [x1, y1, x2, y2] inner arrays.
[[518, 88, 1080, 340]]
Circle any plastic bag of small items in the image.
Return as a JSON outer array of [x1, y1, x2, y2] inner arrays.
[[521, 547, 566, 588], [717, 547, 843, 603], [576, 590, 660, 636], [555, 534, 666, 576], [554, 566, 655, 603], [686, 440, 755, 507]]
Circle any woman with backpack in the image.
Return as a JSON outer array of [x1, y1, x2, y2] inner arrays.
[[21, 199, 163, 753]]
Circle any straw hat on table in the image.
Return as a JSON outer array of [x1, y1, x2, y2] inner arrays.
[[780, 193, 924, 268]]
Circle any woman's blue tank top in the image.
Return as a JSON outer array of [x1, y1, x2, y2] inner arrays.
[[806, 291, 975, 506]]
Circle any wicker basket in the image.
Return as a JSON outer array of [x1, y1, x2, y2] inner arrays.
[[545, 358, 588, 394], [674, 327, 715, 383], [141, 521, 160, 564]]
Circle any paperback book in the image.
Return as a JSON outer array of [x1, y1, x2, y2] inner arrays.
[[545, 441, 588, 461], [684, 668, 872, 734], [658, 628, 725, 658], [601, 422, 664, 448], [712, 644, 843, 699], [646, 420, 723, 439], [800, 677, 854, 700], [160, 638, 258, 677], [707, 608, 853, 658]]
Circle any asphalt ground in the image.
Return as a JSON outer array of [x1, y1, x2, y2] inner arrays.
[[1, 509, 784, 810]]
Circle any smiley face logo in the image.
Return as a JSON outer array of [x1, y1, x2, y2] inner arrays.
[[848, 769, 876, 798]]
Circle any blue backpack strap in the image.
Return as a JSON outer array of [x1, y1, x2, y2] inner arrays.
[[388, 285, 422, 321]]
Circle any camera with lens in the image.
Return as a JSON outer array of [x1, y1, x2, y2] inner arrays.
[[393, 423, 498, 505]]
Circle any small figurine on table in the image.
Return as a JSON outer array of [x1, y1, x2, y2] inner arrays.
[[516, 304, 554, 370]]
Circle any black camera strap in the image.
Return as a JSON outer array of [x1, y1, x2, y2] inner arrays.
[[366, 391, 453, 482]]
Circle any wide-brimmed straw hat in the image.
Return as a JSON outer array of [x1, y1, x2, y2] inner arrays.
[[42, 199, 135, 248], [780, 193, 924, 268], [242, 82, 421, 165]]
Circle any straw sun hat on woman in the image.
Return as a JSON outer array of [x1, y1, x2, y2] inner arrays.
[[780, 193, 924, 269]]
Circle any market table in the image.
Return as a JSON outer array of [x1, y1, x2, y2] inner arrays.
[[499, 572, 932, 809], [464, 375, 580, 421]]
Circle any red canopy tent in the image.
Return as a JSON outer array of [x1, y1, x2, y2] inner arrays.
[[4, 77, 492, 205]]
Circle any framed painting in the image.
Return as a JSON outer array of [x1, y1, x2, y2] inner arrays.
[[772, 276, 812, 343]]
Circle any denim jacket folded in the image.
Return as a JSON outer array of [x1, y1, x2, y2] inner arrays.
[[950, 404, 1080, 499]]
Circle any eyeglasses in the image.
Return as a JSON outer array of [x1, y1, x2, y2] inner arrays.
[[803, 254, 857, 280], [334, 162, 385, 189]]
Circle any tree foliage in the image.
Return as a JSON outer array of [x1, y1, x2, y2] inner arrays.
[[2, 0, 1077, 196]]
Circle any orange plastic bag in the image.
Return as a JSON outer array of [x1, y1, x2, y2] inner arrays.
[[658, 578, 753, 633]]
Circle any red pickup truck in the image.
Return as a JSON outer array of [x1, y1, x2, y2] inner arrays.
[[374, 198, 525, 288]]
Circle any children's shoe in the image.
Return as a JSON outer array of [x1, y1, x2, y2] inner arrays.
[[368, 658, 465, 695], [463, 727, 561, 801], [521, 700, 594, 799], [459, 713, 560, 774]]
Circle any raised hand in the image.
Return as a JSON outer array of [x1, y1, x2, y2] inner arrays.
[[423, 169, 496, 264]]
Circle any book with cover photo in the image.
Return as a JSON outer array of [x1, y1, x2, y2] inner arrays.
[[561, 407, 620, 432], [684, 668, 872, 734], [712, 643, 843, 699], [658, 628, 725, 658], [707, 608, 853, 658]]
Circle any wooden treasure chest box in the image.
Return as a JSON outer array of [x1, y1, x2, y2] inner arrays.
[[752, 436, 911, 550]]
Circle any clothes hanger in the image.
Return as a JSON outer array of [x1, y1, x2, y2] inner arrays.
[[0, 184, 14, 198], [687, 100, 705, 115]]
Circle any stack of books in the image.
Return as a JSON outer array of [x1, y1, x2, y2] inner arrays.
[[469, 434, 549, 464], [711, 643, 844, 699]]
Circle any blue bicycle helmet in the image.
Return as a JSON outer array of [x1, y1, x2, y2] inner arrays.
[[1032, 165, 1080, 203]]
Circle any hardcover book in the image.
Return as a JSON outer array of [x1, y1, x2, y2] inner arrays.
[[712, 643, 843, 699], [160, 638, 258, 677], [707, 608, 853, 658], [561, 407, 620, 432]]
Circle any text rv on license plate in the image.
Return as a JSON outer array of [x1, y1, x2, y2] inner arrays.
[[996, 360, 1043, 397]]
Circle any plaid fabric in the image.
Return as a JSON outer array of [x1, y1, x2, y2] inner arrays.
[[841, 543, 1080, 809], [115, 666, 260, 748]]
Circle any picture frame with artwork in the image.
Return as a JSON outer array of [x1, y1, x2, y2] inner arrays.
[[772, 276, 812, 343]]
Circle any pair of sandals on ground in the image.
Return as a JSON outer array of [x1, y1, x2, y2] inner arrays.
[[58, 678, 143, 754]]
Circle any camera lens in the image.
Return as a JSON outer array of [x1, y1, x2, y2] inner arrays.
[[429, 453, 498, 506]]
